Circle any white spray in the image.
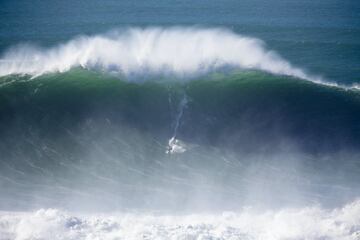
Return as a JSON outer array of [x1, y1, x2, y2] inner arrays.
[[0, 27, 310, 79]]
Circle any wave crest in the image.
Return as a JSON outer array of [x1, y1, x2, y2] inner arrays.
[[0, 27, 310, 79]]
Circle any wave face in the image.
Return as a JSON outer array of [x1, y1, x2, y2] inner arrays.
[[0, 70, 360, 212], [1, 201, 360, 240], [0, 27, 310, 79]]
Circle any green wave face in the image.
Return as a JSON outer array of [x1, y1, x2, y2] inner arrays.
[[1, 69, 358, 151], [0, 70, 360, 211]]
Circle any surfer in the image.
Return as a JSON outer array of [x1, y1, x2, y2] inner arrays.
[[166, 137, 186, 154]]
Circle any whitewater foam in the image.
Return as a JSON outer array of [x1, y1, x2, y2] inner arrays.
[[1, 200, 360, 240], [0, 27, 311, 79]]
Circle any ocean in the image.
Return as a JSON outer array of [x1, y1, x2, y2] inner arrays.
[[0, 0, 360, 239]]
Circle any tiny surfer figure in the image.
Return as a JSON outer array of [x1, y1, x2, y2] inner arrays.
[[166, 137, 186, 154]]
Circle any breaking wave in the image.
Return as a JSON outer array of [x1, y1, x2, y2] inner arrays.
[[1, 27, 360, 240], [0, 27, 313, 80]]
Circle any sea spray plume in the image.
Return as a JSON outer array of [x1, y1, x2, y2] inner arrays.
[[1, 27, 312, 80]]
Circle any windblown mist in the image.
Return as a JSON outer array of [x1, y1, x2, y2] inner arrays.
[[0, 1, 360, 239]]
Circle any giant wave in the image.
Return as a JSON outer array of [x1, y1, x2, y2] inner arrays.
[[1, 27, 360, 239]]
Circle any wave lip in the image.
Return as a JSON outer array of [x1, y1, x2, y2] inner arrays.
[[0, 27, 310, 79]]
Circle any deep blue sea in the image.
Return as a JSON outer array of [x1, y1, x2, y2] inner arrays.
[[0, 1, 360, 239], [1, 0, 359, 84]]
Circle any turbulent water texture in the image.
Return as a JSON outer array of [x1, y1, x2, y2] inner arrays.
[[1, 201, 360, 240]]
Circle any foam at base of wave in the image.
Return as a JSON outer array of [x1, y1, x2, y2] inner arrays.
[[1, 200, 359, 240]]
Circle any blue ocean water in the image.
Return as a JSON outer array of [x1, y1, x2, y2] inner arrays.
[[1, 0, 359, 84], [0, 2, 360, 239]]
